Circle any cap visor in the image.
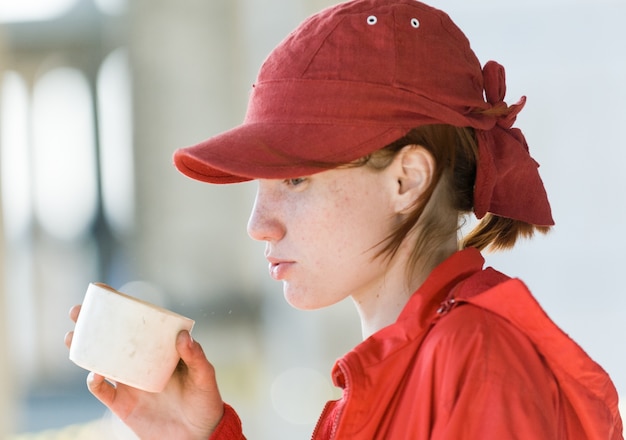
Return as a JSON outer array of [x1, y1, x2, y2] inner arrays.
[[174, 122, 410, 184]]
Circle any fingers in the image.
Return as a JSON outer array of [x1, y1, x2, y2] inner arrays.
[[175, 331, 224, 421], [176, 331, 208, 370], [176, 330, 207, 371], [64, 331, 73, 349], [65, 305, 81, 349], [87, 372, 118, 408], [69, 305, 81, 323], [176, 331, 218, 391]]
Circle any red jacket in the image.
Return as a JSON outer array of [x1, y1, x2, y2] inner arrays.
[[212, 248, 623, 439]]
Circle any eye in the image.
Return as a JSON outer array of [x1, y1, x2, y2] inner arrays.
[[284, 177, 307, 187]]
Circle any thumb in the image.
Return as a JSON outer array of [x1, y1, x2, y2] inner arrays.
[[176, 330, 218, 390]]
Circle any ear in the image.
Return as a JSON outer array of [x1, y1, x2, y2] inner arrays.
[[390, 145, 435, 214]]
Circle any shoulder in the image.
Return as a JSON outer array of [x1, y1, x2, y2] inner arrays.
[[419, 303, 555, 385], [409, 304, 561, 438]]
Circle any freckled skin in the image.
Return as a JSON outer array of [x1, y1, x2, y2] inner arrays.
[[248, 167, 397, 312], [247, 146, 439, 338]]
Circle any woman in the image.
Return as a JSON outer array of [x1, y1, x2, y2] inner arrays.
[[66, 0, 623, 438]]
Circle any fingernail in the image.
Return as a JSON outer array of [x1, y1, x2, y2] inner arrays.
[[177, 330, 192, 348], [184, 330, 194, 348]]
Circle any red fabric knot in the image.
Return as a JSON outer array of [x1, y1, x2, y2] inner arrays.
[[473, 61, 554, 226], [482, 60, 526, 129]]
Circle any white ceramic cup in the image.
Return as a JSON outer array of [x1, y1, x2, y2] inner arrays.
[[69, 282, 195, 393]]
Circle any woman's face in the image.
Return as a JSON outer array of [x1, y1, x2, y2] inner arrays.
[[247, 165, 400, 310]]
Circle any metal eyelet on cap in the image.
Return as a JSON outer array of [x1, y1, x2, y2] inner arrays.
[[367, 15, 377, 25], [411, 18, 420, 28]]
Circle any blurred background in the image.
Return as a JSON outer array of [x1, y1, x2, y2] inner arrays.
[[0, 0, 624, 438]]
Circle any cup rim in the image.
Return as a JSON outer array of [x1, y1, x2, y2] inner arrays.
[[90, 282, 194, 324]]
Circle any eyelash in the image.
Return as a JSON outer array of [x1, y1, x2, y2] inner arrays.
[[284, 177, 306, 187]]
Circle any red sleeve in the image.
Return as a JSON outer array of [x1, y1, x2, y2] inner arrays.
[[209, 403, 246, 440]]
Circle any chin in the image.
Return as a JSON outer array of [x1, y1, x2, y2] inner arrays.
[[284, 295, 321, 311], [283, 286, 337, 311]]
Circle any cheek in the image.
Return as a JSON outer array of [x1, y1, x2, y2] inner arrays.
[[323, 192, 392, 259]]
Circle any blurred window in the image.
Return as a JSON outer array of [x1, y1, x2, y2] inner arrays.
[[0, 0, 133, 432], [97, 48, 134, 236], [0, 0, 79, 22], [0, 71, 31, 242], [94, 0, 127, 16], [32, 67, 98, 241]]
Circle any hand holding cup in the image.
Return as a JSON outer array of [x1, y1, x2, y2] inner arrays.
[[65, 283, 226, 438]]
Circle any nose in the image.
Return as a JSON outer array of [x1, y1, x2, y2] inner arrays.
[[246, 182, 285, 242]]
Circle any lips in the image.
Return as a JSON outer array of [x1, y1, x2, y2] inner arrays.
[[267, 256, 295, 280]]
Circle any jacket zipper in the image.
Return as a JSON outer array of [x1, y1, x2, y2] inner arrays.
[[329, 360, 349, 439], [311, 400, 333, 440], [311, 360, 350, 440]]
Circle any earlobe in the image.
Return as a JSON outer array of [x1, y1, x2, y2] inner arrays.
[[393, 145, 435, 213]]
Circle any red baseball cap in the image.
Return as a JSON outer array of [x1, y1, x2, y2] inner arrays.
[[173, 0, 553, 226]]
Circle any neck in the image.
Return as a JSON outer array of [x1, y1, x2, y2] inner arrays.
[[353, 238, 458, 339], [351, 271, 424, 340]]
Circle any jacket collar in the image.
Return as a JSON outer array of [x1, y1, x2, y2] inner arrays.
[[396, 247, 485, 329], [335, 247, 485, 379]]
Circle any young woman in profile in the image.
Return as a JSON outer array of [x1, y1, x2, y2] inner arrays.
[[66, 0, 623, 438]]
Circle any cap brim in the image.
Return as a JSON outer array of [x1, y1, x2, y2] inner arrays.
[[173, 122, 410, 184]]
